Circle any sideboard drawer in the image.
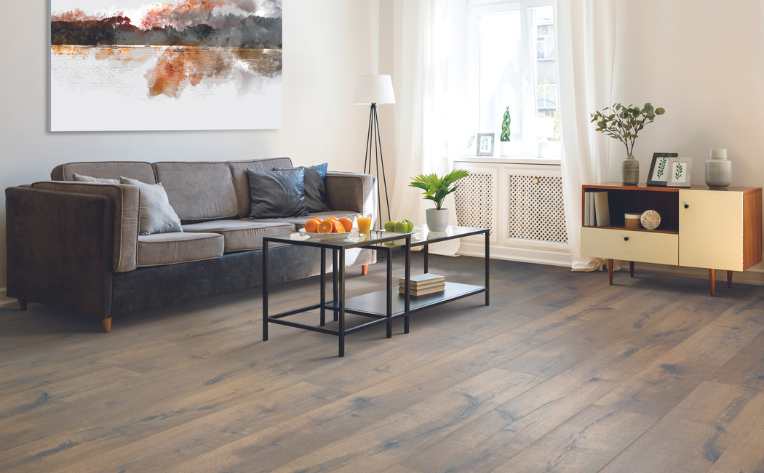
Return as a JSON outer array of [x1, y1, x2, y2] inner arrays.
[[581, 228, 678, 265]]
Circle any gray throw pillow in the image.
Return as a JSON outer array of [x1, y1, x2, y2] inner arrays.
[[275, 163, 329, 213], [73, 173, 120, 185], [247, 168, 308, 219], [120, 177, 183, 235]]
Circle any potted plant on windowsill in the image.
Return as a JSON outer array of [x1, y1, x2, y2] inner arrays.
[[590, 103, 666, 185], [409, 170, 470, 232]]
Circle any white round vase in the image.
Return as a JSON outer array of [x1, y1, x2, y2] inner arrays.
[[426, 208, 449, 232]]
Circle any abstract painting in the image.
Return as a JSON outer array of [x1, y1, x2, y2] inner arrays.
[[50, 0, 282, 131]]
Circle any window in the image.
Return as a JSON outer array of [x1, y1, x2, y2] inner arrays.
[[468, 0, 560, 159]]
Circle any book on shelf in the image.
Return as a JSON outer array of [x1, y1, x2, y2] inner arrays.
[[399, 273, 445, 297], [593, 191, 610, 227], [583, 190, 610, 227]]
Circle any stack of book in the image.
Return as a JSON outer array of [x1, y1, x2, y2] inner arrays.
[[583, 190, 610, 227], [399, 273, 445, 297]]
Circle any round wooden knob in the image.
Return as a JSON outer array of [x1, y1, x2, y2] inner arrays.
[[684, 203, 690, 209], [624, 236, 630, 242]]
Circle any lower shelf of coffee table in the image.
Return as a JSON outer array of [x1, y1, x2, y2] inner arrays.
[[340, 282, 485, 318]]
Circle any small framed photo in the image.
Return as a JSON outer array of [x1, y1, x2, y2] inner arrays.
[[477, 133, 495, 157], [667, 158, 692, 187], [647, 152, 678, 186]]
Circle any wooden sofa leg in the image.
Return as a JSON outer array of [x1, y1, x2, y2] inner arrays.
[[101, 316, 113, 333], [18, 299, 28, 311], [361, 264, 369, 276]]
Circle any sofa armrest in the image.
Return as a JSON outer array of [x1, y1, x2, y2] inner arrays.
[[5, 187, 114, 318], [30, 182, 139, 273], [325, 172, 377, 217]]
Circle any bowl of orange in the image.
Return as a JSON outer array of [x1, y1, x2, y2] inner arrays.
[[300, 216, 355, 240]]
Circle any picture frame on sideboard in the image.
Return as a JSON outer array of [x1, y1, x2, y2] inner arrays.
[[647, 152, 678, 186]]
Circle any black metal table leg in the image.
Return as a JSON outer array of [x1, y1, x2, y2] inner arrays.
[[262, 239, 269, 341], [485, 230, 490, 306], [404, 235, 411, 334], [338, 249, 346, 357], [424, 243, 429, 274], [320, 248, 326, 326], [386, 247, 393, 338], [332, 249, 339, 322]]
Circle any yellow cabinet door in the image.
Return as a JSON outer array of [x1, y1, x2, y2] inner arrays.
[[679, 189, 744, 271]]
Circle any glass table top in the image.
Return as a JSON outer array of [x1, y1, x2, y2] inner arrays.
[[266, 225, 487, 249]]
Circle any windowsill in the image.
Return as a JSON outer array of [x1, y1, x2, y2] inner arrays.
[[454, 156, 562, 166]]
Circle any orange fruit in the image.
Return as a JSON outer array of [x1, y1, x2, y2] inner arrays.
[[332, 220, 346, 233], [318, 220, 334, 233], [304, 218, 320, 233], [339, 217, 353, 232]]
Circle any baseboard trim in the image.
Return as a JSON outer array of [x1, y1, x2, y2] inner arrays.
[[459, 241, 572, 268]]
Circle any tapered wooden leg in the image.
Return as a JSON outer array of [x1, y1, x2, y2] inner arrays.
[[18, 299, 28, 311], [629, 262, 635, 278], [727, 271, 733, 288], [709, 269, 717, 297], [361, 264, 369, 276], [101, 316, 112, 333], [607, 259, 614, 286]]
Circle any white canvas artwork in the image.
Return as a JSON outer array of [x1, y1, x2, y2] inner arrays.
[[50, 0, 283, 131]]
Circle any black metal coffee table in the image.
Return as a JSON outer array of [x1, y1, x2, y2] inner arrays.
[[262, 226, 490, 357]]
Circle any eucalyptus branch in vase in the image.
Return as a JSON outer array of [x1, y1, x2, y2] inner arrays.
[[590, 103, 666, 185]]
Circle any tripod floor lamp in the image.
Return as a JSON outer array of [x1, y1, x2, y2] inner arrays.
[[354, 74, 396, 228]]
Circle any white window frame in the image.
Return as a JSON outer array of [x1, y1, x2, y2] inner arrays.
[[466, 0, 559, 160]]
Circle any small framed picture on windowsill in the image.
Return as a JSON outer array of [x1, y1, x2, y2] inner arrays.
[[477, 133, 495, 156]]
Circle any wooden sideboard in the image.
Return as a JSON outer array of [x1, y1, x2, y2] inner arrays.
[[581, 184, 762, 295]]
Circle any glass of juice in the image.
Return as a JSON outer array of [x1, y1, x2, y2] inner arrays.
[[357, 215, 372, 235]]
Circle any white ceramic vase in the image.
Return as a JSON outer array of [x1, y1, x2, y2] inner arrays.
[[705, 148, 732, 188], [426, 208, 449, 232]]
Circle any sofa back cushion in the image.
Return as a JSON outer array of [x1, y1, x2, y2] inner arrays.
[[153, 162, 239, 222], [229, 158, 293, 217], [52, 162, 156, 184]]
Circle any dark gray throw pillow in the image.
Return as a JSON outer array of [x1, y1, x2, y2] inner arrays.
[[275, 163, 329, 213], [247, 168, 308, 219], [120, 177, 183, 235]]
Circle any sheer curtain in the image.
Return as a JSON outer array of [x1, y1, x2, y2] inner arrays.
[[390, 0, 468, 255], [557, 0, 620, 271]]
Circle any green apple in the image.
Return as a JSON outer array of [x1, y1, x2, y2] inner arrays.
[[384, 221, 397, 232]]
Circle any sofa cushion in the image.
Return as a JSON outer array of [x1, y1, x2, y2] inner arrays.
[[137, 232, 223, 267], [153, 162, 238, 222], [183, 220, 293, 252], [248, 168, 308, 219], [229, 158, 293, 218], [52, 162, 156, 184], [121, 177, 183, 235]]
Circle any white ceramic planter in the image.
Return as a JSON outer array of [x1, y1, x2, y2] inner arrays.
[[426, 208, 449, 232]]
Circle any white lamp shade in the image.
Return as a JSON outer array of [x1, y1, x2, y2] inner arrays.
[[354, 74, 396, 105]]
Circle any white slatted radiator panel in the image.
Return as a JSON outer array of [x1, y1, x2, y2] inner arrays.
[[507, 174, 567, 243], [455, 170, 496, 234], [454, 160, 570, 267]]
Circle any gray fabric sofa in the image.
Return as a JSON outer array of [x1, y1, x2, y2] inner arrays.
[[5, 158, 376, 332]]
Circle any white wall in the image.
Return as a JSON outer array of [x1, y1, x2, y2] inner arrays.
[[612, 0, 764, 272], [611, 0, 764, 190], [0, 0, 381, 288]]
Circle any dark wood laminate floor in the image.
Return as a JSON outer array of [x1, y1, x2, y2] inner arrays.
[[2, 255, 764, 473]]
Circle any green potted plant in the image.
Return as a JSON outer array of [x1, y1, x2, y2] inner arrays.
[[409, 169, 470, 232], [500, 107, 511, 155], [590, 103, 666, 185]]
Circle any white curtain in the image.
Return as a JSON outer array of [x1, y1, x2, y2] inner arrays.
[[390, 0, 468, 256], [557, 0, 620, 271]]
